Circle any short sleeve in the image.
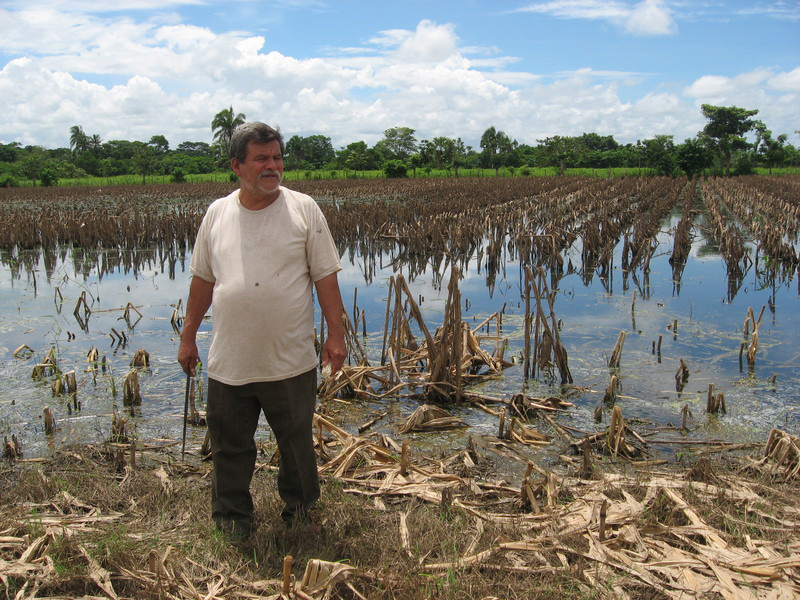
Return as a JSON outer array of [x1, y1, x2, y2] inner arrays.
[[189, 215, 216, 283], [306, 204, 341, 282]]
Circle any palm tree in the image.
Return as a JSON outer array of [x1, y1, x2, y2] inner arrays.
[[89, 134, 103, 152], [69, 125, 88, 155], [211, 106, 246, 156]]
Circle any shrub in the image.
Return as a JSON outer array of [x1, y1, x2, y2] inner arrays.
[[733, 154, 755, 176], [383, 160, 409, 179], [171, 168, 187, 183], [0, 174, 17, 187], [40, 168, 59, 187]]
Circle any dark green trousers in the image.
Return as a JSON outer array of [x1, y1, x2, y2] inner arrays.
[[207, 369, 319, 530]]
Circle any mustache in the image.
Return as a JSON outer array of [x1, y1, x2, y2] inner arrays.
[[259, 170, 282, 178]]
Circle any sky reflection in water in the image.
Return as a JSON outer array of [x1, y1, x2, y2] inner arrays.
[[0, 225, 797, 462]]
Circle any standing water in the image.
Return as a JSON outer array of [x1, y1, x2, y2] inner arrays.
[[0, 177, 798, 464]]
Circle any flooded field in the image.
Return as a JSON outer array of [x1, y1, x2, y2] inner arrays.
[[1, 177, 798, 469]]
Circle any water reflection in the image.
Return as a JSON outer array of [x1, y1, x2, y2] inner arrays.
[[1, 183, 798, 462]]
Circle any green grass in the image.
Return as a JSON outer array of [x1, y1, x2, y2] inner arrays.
[[56, 172, 236, 186], [9, 165, 800, 189]]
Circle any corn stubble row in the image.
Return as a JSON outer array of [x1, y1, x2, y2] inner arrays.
[[1, 176, 798, 288]]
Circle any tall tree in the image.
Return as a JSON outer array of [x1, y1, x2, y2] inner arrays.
[[430, 136, 456, 169], [538, 136, 582, 175], [337, 141, 382, 171], [211, 106, 246, 157], [88, 134, 103, 153], [676, 137, 712, 180], [451, 138, 468, 177], [375, 127, 418, 161], [148, 135, 170, 155], [284, 135, 307, 170], [479, 126, 505, 174], [130, 142, 156, 184], [700, 104, 759, 176], [19, 146, 49, 186], [285, 134, 335, 170], [176, 141, 213, 158], [69, 125, 88, 155], [479, 127, 516, 175], [760, 132, 788, 174], [303, 135, 335, 169], [642, 135, 678, 176]]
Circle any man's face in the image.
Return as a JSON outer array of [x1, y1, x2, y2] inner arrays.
[[232, 140, 284, 199]]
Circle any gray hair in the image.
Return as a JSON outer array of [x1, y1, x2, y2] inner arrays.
[[229, 122, 284, 162]]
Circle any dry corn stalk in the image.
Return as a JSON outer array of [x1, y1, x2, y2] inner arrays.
[[32, 346, 59, 380], [607, 406, 626, 457], [399, 405, 466, 434], [571, 406, 646, 459], [3, 435, 21, 459], [170, 298, 183, 331], [743, 305, 765, 368], [758, 428, 800, 481], [123, 302, 143, 326], [608, 331, 626, 368], [74, 291, 91, 318], [43, 406, 55, 435], [299, 558, 376, 596], [675, 358, 689, 384], [706, 383, 726, 414], [51, 370, 77, 398], [130, 348, 150, 368], [523, 266, 572, 383], [13, 344, 34, 359], [122, 370, 141, 406], [508, 420, 552, 447], [603, 374, 619, 405], [86, 346, 99, 369], [680, 404, 692, 430], [51, 375, 66, 396], [110, 408, 129, 443]]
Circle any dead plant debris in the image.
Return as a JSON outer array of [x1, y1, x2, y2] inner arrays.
[[1, 424, 798, 599]]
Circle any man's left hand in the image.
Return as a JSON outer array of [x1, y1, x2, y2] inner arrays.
[[321, 332, 346, 375]]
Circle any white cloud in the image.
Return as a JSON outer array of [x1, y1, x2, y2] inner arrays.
[[734, 2, 800, 21], [0, 7, 796, 151], [390, 20, 460, 64], [685, 69, 777, 100], [683, 67, 799, 137], [768, 66, 800, 92], [515, 0, 677, 35], [624, 0, 676, 35], [2, 0, 204, 11]]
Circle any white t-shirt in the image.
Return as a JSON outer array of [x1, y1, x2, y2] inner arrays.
[[190, 187, 341, 385]]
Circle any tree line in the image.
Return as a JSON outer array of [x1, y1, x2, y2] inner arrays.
[[0, 104, 796, 187]]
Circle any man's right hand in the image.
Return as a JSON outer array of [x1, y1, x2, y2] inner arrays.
[[178, 338, 200, 376], [178, 276, 214, 377]]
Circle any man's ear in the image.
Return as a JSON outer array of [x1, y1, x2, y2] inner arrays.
[[230, 158, 241, 176]]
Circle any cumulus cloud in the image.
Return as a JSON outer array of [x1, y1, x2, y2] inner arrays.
[[768, 66, 800, 92], [514, 0, 677, 36], [683, 67, 799, 139], [0, 5, 796, 151]]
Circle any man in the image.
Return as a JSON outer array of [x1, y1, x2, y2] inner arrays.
[[178, 122, 346, 537]]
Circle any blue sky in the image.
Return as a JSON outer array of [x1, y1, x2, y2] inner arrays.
[[1, 0, 798, 150]]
